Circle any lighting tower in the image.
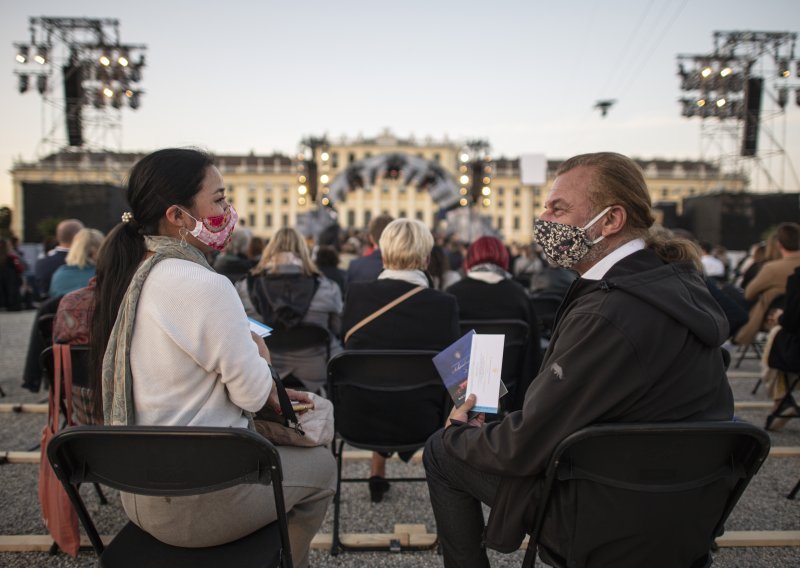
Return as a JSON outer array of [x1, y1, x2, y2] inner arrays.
[[677, 31, 799, 191], [297, 135, 330, 207], [12, 17, 147, 153], [457, 139, 493, 209]]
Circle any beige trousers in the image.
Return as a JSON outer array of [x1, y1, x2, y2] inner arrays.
[[121, 445, 336, 568]]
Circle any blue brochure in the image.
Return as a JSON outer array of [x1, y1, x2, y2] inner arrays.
[[432, 330, 475, 408], [248, 318, 273, 338]]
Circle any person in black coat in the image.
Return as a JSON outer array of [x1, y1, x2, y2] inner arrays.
[[345, 214, 393, 285], [34, 219, 84, 298], [342, 218, 460, 501], [446, 236, 543, 410]]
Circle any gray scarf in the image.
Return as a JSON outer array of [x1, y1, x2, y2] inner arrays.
[[102, 236, 211, 425]]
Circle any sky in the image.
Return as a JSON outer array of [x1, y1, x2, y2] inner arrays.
[[2, 0, 799, 209]]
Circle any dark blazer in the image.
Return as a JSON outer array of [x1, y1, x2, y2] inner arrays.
[[34, 249, 67, 297], [446, 276, 544, 406], [346, 249, 383, 286], [769, 266, 800, 372], [342, 279, 459, 351]]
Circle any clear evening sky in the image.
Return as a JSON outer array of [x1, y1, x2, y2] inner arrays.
[[2, 0, 799, 210]]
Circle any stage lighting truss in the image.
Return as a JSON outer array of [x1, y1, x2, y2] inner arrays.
[[12, 17, 147, 111], [677, 31, 798, 122], [460, 140, 493, 207]]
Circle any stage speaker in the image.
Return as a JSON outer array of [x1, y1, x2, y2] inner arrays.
[[741, 77, 763, 157], [63, 64, 84, 147]]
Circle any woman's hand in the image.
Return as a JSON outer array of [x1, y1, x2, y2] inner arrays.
[[447, 394, 486, 428], [251, 331, 271, 363]]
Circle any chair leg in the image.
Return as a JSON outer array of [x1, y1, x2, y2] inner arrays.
[[330, 438, 345, 556], [93, 483, 108, 505], [0, 385, 6, 397], [788, 477, 800, 500], [751, 379, 762, 395], [734, 344, 748, 369]]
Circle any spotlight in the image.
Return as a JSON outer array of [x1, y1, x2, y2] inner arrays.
[[778, 58, 790, 78], [701, 66, 712, 78], [17, 74, 29, 93], [320, 174, 329, 184], [720, 67, 732, 77], [482, 197, 491, 207], [320, 151, 330, 161], [481, 186, 491, 196], [103, 86, 114, 98], [459, 187, 468, 195], [298, 175, 306, 183], [459, 198, 469, 206], [126, 89, 141, 109], [117, 52, 129, 67], [15, 45, 28, 63], [795, 88, 800, 107], [697, 98, 706, 107], [482, 176, 491, 184], [321, 197, 330, 206], [459, 152, 470, 163], [34, 46, 48, 65], [716, 98, 726, 108], [110, 91, 122, 109], [298, 185, 308, 195], [459, 164, 468, 173], [99, 53, 111, 67], [459, 174, 469, 184], [36, 74, 47, 94], [298, 196, 307, 206]]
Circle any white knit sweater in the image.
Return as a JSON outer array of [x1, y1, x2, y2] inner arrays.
[[129, 259, 272, 428]]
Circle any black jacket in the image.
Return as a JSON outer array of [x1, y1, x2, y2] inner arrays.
[[442, 249, 734, 551], [769, 266, 800, 372], [345, 249, 383, 286], [342, 279, 459, 351]]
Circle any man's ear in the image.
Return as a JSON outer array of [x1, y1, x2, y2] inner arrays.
[[602, 205, 626, 237]]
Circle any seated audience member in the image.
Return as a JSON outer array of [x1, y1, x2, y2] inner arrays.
[[315, 245, 347, 298], [237, 227, 342, 393], [761, 266, 800, 430], [212, 226, 253, 283], [0, 238, 24, 311], [342, 218, 460, 502], [428, 244, 461, 291], [699, 240, 725, 282], [446, 236, 543, 408], [423, 152, 733, 567], [49, 228, 104, 298], [34, 218, 84, 299], [90, 149, 335, 568], [246, 235, 264, 264], [345, 214, 394, 285], [735, 223, 800, 346]]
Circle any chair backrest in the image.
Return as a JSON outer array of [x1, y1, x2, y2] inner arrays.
[[265, 323, 330, 356], [459, 319, 529, 410], [529, 421, 771, 568], [528, 293, 563, 340], [47, 426, 291, 560], [327, 350, 449, 453], [37, 313, 56, 344], [40, 345, 91, 389]]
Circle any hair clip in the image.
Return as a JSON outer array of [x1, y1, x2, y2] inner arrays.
[[121, 211, 134, 224]]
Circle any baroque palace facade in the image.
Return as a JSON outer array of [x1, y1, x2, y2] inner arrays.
[[10, 129, 746, 243]]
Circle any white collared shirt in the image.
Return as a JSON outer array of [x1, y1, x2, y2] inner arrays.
[[581, 238, 646, 281]]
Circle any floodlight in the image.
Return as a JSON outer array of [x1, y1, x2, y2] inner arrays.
[[298, 185, 308, 195], [320, 151, 329, 161], [777, 87, 788, 109], [36, 74, 47, 94], [701, 66, 712, 78], [15, 45, 28, 63], [320, 174, 329, 183], [99, 54, 111, 67], [34, 46, 48, 65], [459, 198, 468, 206], [778, 58, 790, 78], [459, 153, 470, 162], [459, 174, 469, 184], [481, 186, 491, 196], [18, 74, 29, 93]]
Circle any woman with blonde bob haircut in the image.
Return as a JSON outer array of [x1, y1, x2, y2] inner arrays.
[[341, 218, 459, 502], [237, 227, 343, 392], [49, 228, 105, 297], [379, 218, 434, 271]]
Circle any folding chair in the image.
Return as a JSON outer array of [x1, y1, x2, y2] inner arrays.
[[326, 349, 449, 555], [523, 421, 771, 568], [265, 323, 331, 391], [459, 319, 529, 413], [765, 372, 800, 431], [528, 292, 563, 342], [47, 425, 293, 568]]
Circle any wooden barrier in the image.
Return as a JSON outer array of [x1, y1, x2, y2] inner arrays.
[[1, 529, 799, 553]]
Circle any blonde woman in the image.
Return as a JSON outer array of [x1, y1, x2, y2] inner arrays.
[[236, 227, 343, 392], [49, 228, 104, 297], [341, 218, 460, 501]]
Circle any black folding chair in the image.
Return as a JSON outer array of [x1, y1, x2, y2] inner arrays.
[[528, 292, 563, 343], [765, 372, 800, 431], [524, 421, 771, 568], [326, 349, 449, 555], [47, 425, 293, 568], [265, 323, 331, 391], [459, 319, 529, 413]]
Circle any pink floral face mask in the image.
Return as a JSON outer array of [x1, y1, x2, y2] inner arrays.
[[179, 205, 238, 251]]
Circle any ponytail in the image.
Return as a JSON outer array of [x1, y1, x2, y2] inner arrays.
[[88, 222, 146, 419], [645, 231, 702, 272]]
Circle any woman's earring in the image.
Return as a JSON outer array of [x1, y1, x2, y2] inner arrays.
[[179, 227, 188, 248]]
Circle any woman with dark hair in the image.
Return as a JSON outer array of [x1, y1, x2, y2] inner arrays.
[[90, 148, 335, 567], [446, 236, 543, 408], [428, 245, 461, 291]]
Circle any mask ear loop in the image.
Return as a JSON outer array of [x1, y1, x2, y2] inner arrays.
[[178, 227, 189, 248]]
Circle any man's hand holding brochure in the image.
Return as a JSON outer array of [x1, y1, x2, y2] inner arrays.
[[433, 330, 505, 427]]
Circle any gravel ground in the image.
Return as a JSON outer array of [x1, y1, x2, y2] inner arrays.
[[1, 309, 798, 567]]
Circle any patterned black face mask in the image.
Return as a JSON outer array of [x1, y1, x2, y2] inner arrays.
[[533, 206, 611, 268]]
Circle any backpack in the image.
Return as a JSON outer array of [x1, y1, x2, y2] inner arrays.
[[247, 272, 320, 331]]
